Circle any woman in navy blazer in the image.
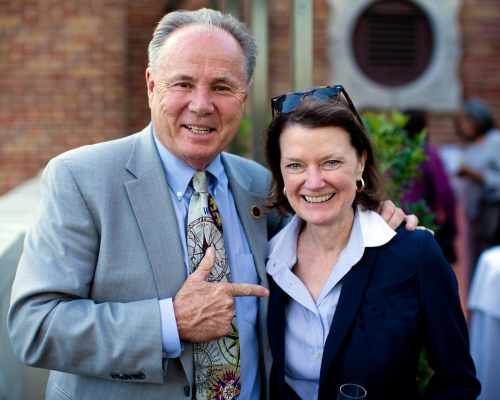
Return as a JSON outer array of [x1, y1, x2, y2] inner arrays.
[[263, 90, 480, 399]]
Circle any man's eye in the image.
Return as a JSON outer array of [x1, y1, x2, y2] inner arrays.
[[214, 86, 231, 91]]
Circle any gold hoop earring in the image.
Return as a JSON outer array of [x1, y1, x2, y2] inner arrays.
[[356, 177, 366, 193], [283, 187, 287, 197]]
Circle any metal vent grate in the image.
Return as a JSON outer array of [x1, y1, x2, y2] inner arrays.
[[353, 0, 433, 86]]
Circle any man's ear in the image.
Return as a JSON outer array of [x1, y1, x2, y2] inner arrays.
[[242, 79, 253, 107], [145, 68, 154, 108]]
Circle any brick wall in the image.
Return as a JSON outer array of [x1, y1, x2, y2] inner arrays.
[[459, 0, 500, 130], [267, 0, 500, 147], [126, 0, 170, 136], [1, 0, 499, 195], [428, 0, 500, 145], [268, 0, 330, 98], [0, 0, 128, 193]]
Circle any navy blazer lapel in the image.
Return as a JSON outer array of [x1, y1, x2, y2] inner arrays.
[[124, 126, 187, 299], [267, 279, 288, 392], [319, 246, 379, 383]]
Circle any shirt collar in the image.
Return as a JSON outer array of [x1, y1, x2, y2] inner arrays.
[[153, 128, 224, 200], [267, 205, 396, 274], [358, 205, 397, 247]]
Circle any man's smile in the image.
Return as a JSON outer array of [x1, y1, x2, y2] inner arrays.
[[184, 125, 213, 134]]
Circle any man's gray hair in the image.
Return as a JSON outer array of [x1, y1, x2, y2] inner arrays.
[[148, 8, 258, 86]]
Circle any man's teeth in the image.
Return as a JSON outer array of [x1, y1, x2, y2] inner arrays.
[[304, 194, 334, 203], [186, 125, 211, 134]]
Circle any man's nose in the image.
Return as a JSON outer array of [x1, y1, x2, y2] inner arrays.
[[188, 89, 215, 116]]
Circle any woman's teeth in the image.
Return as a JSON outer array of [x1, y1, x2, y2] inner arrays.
[[303, 194, 334, 203]]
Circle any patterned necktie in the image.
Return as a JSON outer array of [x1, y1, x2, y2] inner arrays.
[[187, 171, 241, 400]]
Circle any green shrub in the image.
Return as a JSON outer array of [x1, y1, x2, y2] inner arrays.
[[364, 110, 434, 394]]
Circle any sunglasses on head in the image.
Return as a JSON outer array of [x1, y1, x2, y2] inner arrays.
[[270, 84, 363, 125]]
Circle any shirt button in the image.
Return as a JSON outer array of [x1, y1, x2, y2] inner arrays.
[[313, 351, 319, 359], [287, 280, 294, 287], [176, 191, 182, 197]]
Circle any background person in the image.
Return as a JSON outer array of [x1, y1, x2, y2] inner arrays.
[[456, 99, 500, 272], [264, 95, 480, 399], [7, 9, 416, 400], [401, 109, 458, 263]]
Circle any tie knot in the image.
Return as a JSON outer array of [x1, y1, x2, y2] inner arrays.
[[192, 171, 208, 193]]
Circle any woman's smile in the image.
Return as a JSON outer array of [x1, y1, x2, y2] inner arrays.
[[303, 193, 335, 203]]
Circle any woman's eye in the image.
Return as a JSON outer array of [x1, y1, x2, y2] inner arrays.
[[325, 160, 339, 166], [287, 163, 301, 169]]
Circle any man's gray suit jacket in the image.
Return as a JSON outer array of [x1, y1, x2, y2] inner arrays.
[[8, 125, 287, 399]]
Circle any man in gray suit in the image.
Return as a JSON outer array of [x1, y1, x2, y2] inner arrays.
[[8, 8, 414, 400]]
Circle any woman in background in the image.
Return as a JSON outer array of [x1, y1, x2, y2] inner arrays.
[[401, 109, 458, 263], [456, 99, 500, 269], [264, 88, 480, 399]]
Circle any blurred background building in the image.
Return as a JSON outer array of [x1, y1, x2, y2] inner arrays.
[[1, 0, 499, 195]]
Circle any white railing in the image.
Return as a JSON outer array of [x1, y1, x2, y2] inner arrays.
[[0, 173, 49, 400]]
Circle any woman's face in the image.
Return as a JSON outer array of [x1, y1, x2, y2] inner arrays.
[[279, 124, 366, 227], [458, 112, 478, 141]]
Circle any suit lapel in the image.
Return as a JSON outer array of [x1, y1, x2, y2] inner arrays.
[[221, 154, 268, 284], [124, 126, 194, 384], [267, 280, 288, 392], [221, 154, 275, 389], [124, 126, 187, 300], [319, 246, 379, 383]]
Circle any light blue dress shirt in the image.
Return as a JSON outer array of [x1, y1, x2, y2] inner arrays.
[[266, 206, 396, 400], [153, 132, 261, 400]]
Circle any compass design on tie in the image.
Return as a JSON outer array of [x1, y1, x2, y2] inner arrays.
[[218, 320, 240, 367], [187, 216, 228, 282], [194, 342, 221, 393]]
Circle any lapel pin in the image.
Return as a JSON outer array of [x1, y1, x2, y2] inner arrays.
[[250, 205, 262, 219]]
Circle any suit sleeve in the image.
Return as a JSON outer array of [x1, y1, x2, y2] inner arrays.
[[418, 231, 481, 399], [7, 157, 166, 383]]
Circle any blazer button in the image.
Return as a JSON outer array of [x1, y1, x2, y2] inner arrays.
[[110, 373, 119, 379], [137, 372, 146, 380], [184, 385, 190, 397], [119, 374, 129, 380]]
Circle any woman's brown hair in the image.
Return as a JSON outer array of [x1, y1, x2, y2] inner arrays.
[[264, 98, 386, 216]]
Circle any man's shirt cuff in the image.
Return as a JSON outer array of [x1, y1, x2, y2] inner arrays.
[[159, 298, 182, 358]]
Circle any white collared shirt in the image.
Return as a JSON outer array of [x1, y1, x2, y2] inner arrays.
[[266, 205, 396, 400]]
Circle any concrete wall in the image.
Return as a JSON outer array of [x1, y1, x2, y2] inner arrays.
[[1, 233, 49, 400], [0, 175, 48, 399]]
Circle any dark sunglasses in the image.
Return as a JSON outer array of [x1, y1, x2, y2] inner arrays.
[[270, 84, 363, 125]]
